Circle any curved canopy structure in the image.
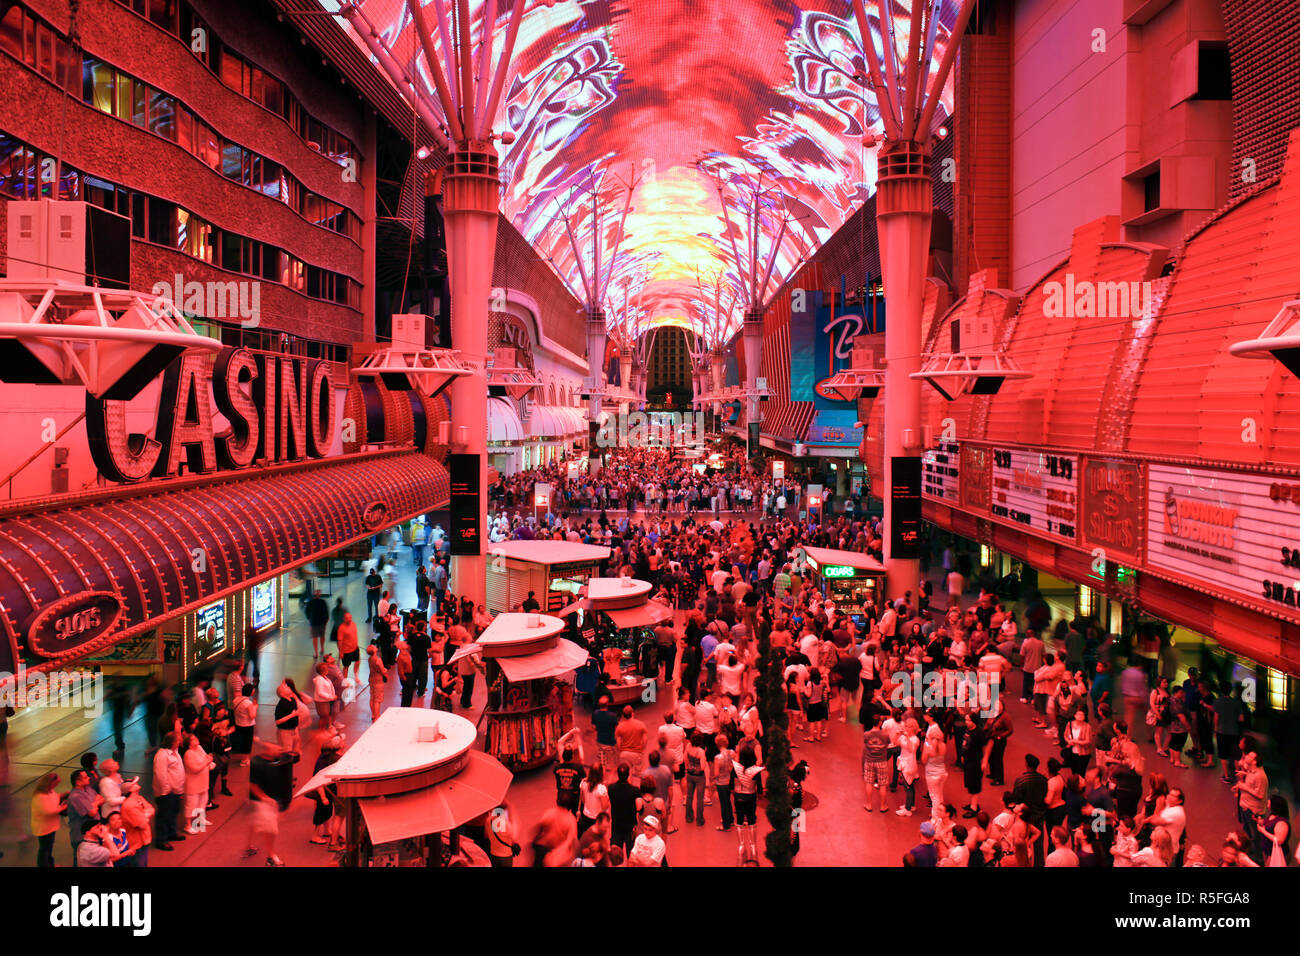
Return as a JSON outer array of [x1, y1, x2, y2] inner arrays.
[[324, 0, 962, 330]]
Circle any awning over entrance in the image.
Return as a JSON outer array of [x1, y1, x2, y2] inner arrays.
[[496, 638, 590, 681], [356, 750, 513, 843], [603, 600, 674, 630], [763, 401, 816, 446], [487, 397, 525, 443], [0, 450, 449, 673]]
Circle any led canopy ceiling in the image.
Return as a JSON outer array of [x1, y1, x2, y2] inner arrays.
[[326, 0, 962, 329]]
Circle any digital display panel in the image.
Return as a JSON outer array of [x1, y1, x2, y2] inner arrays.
[[329, 0, 961, 330]]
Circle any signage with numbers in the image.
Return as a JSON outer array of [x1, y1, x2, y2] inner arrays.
[[922, 440, 960, 503], [988, 447, 1079, 543], [1147, 465, 1300, 618]]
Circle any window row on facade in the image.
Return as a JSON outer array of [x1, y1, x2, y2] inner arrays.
[[0, 2, 361, 243], [0, 132, 362, 311], [109, 0, 358, 168]]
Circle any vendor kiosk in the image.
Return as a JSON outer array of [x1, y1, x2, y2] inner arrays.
[[467, 612, 591, 771], [485, 541, 611, 615], [293, 709, 512, 867], [801, 546, 888, 624], [569, 577, 675, 706]]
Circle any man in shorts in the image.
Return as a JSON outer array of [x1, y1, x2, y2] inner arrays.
[[862, 713, 892, 813]]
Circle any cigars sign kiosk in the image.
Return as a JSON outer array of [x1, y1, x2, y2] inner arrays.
[[802, 546, 887, 624]]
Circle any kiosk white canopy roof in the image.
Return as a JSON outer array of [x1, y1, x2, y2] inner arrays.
[[802, 547, 887, 573], [485, 541, 611, 564]]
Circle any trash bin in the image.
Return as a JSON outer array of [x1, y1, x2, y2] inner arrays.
[[250, 752, 296, 811]]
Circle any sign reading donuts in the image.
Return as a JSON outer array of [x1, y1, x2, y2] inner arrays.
[[1147, 464, 1300, 617]]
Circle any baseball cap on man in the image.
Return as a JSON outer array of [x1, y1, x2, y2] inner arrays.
[[643, 816, 660, 830]]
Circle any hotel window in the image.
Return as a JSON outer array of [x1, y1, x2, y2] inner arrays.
[[113, 70, 133, 121], [131, 74, 146, 125], [221, 141, 243, 180], [149, 91, 175, 140], [85, 59, 114, 114], [219, 49, 242, 92], [34, 17, 51, 75], [147, 196, 174, 245], [148, 0, 177, 33], [21, 10, 32, 68], [176, 208, 212, 262], [196, 121, 219, 170], [282, 255, 305, 292], [0, 4, 21, 59], [175, 105, 193, 153]]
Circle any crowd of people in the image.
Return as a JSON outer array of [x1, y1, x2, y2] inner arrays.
[[21, 444, 1294, 869], [479, 447, 1294, 868]]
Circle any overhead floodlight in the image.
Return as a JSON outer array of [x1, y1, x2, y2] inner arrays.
[[1229, 299, 1300, 378], [816, 368, 886, 401], [817, 339, 886, 401], [487, 364, 542, 401], [911, 352, 1030, 400], [354, 346, 472, 397], [0, 279, 222, 400]]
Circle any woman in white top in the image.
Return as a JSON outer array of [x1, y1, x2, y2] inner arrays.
[[921, 721, 949, 821], [895, 718, 922, 817], [97, 759, 138, 817], [577, 765, 610, 837]]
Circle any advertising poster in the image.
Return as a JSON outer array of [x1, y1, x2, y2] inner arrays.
[[251, 578, 280, 633], [193, 599, 227, 669]]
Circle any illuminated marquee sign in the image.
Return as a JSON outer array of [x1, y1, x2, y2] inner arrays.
[[1147, 465, 1300, 617], [1080, 457, 1143, 566], [26, 591, 124, 658], [85, 348, 336, 483], [922, 440, 960, 503], [989, 447, 1078, 543]]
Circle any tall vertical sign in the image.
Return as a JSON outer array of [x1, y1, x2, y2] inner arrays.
[[449, 453, 481, 556], [890, 456, 925, 558]]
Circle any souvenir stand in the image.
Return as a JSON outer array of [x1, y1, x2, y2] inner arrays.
[[293, 708, 512, 867], [484, 540, 611, 615], [470, 612, 591, 771], [568, 578, 675, 706], [801, 546, 888, 625]]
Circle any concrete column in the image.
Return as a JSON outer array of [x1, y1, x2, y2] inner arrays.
[[743, 308, 763, 427], [440, 144, 500, 608], [361, 112, 379, 342], [876, 141, 932, 602], [586, 311, 605, 475], [711, 347, 725, 421]]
